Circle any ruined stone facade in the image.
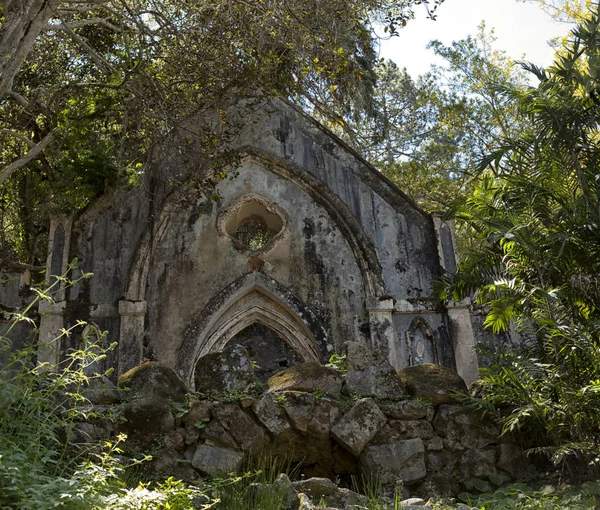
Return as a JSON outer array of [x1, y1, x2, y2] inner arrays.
[[1, 99, 480, 384]]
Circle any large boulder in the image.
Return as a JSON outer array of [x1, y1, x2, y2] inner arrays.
[[117, 363, 187, 448], [360, 438, 426, 484], [118, 362, 187, 402], [344, 342, 407, 399], [331, 398, 386, 456], [119, 397, 176, 448], [496, 443, 525, 478], [268, 362, 342, 397], [192, 444, 244, 475], [373, 420, 434, 444], [397, 364, 467, 406], [194, 344, 259, 393]]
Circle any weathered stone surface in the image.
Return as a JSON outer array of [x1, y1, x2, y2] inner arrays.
[[148, 448, 197, 480], [282, 391, 316, 432], [184, 399, 214, 431], [192, 444, 244, 475], [119, 397, 175, 448], [326, 488, 368, 509], [163, 428, 186, 451], [331, 398, 386, 456], [118, 362, 187, 402], [297, 493, 316, 510], [194, 344, 259, 393], [432, 405, 497, 451], [425, 449, 458, 474], [83, 376, 120, 405], [389, 419, 435, 440], [401, 498, 427, 507], [72, 422, 112, 443], [424, 436, 444, 451], [268, 363, 342, 397], [372, 420, 434, 445], [200, 419, 238, 449], [382, 400, 433, 421], [292, 477, 339, 499], [117, 365, 183, 447], [397, 364, 467, 406], [496, 443, 524, 478], [307, 398, 341, 439], [213, 404, 267, 454], [360, 438, 426, 484], [458, 449, 497, 478], [344, 342, 407, 399], [274, 473, 299, 510], [253, 393, 292, 436]]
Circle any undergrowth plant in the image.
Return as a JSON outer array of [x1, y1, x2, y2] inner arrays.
[[207, 456, 293, 510], [0, 265, 211, 509]]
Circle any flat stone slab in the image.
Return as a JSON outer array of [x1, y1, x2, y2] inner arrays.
[[192, 444, 244, 476], [331, 398, 386, 456]]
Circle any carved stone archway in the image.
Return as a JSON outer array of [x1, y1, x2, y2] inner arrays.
[[176, 272, 326, 383]]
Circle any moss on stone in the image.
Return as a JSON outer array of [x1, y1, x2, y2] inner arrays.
[[397, 364, 467, 406]]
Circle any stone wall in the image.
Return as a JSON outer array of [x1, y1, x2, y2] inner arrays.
[[74, 343, 524, 509]]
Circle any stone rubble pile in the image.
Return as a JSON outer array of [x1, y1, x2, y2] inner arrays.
[[73, 342, 525, 508]]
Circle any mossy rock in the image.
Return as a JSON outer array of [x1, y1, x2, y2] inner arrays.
[[118, 362, 187, 402], [268, 362, 342, 397], [194, 344, 259, 393], [397, 364, 467, 406]]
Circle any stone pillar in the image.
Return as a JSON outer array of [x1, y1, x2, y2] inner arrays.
[[45, 216, 73, 301], [433, 213, 480, 385], [432, 214, 459, 273], [118, 300, 147, 375], [367, 297, 401, 370], [447, 303, 480, 386], [37, 300, 66, 368]]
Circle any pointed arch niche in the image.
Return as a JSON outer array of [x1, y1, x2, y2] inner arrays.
[[176, 273, 325, 383], [406, 316, 439, 366]]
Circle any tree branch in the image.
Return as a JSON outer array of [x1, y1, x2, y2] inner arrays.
[[6, 89, 30, 107], [59, 21, 113, 73], [0, 129, 36, 147], [44, 18, 122, 32], [0, 129, 59, 184]]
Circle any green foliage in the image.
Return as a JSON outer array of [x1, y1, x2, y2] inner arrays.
[[325, 353, 348, 374], [0, 0, 440, 269], [206, 457, 293, 510], [456, 480, 599, 509], [439, 5, 600, 476], [350, 473, 404, 510], [0, 272, 210, 509]]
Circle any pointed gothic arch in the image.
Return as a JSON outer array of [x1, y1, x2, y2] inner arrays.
[[176, 272, 326, 383]]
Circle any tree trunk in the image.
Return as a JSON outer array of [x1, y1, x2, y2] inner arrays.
[[0, 0, 59, 99]]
